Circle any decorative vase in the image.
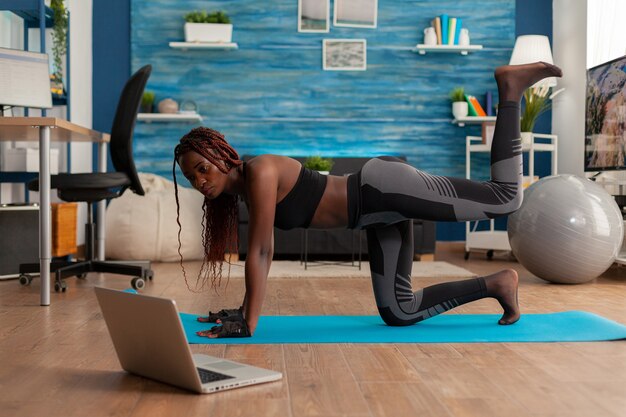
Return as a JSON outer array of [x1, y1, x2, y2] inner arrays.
[[521, 131, 533, 147], [459, 28, 470, 46], [158, 98, 179, 114], [423, 27, 437, 45], [452, 101, 469, 119], [184, 23, 233, 43]]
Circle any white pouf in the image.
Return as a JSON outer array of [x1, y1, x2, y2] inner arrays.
[[105, 173, 205, 262]]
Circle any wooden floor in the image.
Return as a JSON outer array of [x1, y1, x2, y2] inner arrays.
[[1, 243, 625, 417]]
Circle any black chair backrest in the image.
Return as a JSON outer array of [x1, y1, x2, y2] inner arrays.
[[109, 65, 151, 196]]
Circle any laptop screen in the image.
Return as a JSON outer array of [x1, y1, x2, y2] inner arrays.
[[0, 47, 53, 110]]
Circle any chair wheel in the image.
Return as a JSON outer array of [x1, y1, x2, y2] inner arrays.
[[487, 250, 494, 260], [131, 277, 145, 290], [76, 273, 87, 280], [54, 281, 67, 292], [144, 270, 154, 281], [18, 274, 32, 286], [464, 251, 470, 260]]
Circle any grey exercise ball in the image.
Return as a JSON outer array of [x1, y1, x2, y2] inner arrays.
[[507, 175, 623, 284]]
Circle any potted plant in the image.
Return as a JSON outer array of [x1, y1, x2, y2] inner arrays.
[[184, 10, 233, 43], [449, 87, 468, 119], [50, 0, 68, 97], [141, 91, 155, 113], [304, 156, 334, 175], [520, 85, 564, 145]]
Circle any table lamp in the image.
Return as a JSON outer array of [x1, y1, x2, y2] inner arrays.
[[509, 35, 558, 87]]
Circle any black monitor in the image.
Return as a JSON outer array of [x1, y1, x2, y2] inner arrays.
[[584, 54, 626, 172]]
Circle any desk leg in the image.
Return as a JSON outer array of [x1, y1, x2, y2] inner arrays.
[[39, 126, 51, 306], [96, 142, 107, 261]]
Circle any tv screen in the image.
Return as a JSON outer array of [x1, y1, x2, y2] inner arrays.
[[584, 54, 626, 172]]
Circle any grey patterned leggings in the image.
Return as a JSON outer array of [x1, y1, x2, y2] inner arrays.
[[350, 102, 522, 325]]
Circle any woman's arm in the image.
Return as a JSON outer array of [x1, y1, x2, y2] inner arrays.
[[242, 161, 278, 335]]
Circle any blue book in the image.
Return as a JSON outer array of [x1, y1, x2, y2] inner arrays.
[[454, 18, 462, 45], [441, 14, 449, 45], [485, 91, 493, 116]]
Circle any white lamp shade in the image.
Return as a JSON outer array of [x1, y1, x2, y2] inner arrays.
[[509, 35, 557, 87]]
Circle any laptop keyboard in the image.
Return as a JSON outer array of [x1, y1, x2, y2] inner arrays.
[[197, 367, 235, 384]]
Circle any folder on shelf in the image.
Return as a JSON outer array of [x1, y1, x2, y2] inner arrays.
[[469, 96, 487, 117], [465, 94, 478, 117], [454, 18, 462, 45], [441, 14, 449, 45], [433, 17, 442, 45], [448, 18, 457, 45]]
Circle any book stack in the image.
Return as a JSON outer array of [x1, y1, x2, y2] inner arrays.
[[431, 14, 463, 45], [465, 94, 487, 117]]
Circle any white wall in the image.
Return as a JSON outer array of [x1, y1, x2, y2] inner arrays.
[[552, 0, 587, 177]]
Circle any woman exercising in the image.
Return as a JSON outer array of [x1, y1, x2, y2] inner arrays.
[[173, 62, 562, 338]]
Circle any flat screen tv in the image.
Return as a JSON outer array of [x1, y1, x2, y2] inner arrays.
[[584, 54, 626, 172]]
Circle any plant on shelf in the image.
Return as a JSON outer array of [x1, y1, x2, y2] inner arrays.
[[449, 86, 468, 119], [50, 0, 68, 97], [304, 156, 334, 174], [141, 91, 155, 113], [520, 84, 564, 144], [183, 10, 233, 43]]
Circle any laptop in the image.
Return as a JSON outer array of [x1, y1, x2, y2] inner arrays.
[[94, 287, 282, 394]]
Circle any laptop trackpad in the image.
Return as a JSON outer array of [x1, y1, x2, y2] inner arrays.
[[203, 361, 247, 371]]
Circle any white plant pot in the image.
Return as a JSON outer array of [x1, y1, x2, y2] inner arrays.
[[521, 131, 533, 146], [452, 101, 469, 119], [184, 23, 233, 43], [317, 171, 330, 175]]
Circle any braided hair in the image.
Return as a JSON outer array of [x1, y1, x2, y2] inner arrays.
[[173, 127, 242, 292]]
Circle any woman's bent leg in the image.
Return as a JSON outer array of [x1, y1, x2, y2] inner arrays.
[[367, 220, 491, 326]]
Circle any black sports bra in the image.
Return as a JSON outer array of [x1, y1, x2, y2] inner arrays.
[[243, 162, 327, 230]]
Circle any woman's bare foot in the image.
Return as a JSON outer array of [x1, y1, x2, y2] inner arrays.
[[495, 62, 563, 102], [483, 268, 520, 325]]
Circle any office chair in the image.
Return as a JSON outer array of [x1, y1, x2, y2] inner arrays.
[[19, 65, 154, 292]]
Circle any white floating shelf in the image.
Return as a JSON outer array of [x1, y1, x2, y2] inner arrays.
[[413, 44, 483, 55], [137, 113, 203, 123], [452, 116, 496, 126], [169, 41, 238, 50]]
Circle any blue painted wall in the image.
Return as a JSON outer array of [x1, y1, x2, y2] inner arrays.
[[93, 0, 553, 241]]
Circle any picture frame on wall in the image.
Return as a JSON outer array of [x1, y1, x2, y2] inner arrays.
[[333, 0, 378, 28], [298, 0, 330, 33], [323, 39, 367, 71]]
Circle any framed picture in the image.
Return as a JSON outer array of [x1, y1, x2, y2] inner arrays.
[[333, 0, 377, 28], [482, 122, 496, 146], [298, 0, 330, 33], [322, 39, 367, 71]]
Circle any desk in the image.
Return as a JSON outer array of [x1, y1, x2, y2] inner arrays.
[[0, 117, 110, 306]]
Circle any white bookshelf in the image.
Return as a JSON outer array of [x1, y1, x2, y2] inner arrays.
[[465, 133, 558, 260], [413, 44, 483, 55], [169, 42, 238, 50], [453, 116, 496, 127], [137, 113, 203, 123]]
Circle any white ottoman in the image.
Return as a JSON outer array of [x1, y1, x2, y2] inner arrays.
[[105, 173, 205, 261]]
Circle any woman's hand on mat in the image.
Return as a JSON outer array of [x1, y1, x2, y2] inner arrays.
[[197, 306, 244, 323], [196, 319, 251, 338]]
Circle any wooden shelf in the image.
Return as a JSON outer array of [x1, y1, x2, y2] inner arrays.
[[413, 44, 483, 55], [137, 113, 203, 123], [452, 116, 496, 126], [169, 42, 238, 50]]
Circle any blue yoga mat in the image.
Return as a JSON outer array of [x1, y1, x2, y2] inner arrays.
[[180, 311, 626, 344]]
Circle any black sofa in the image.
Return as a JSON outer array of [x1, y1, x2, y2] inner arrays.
[[237, 156, 436, 260]]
